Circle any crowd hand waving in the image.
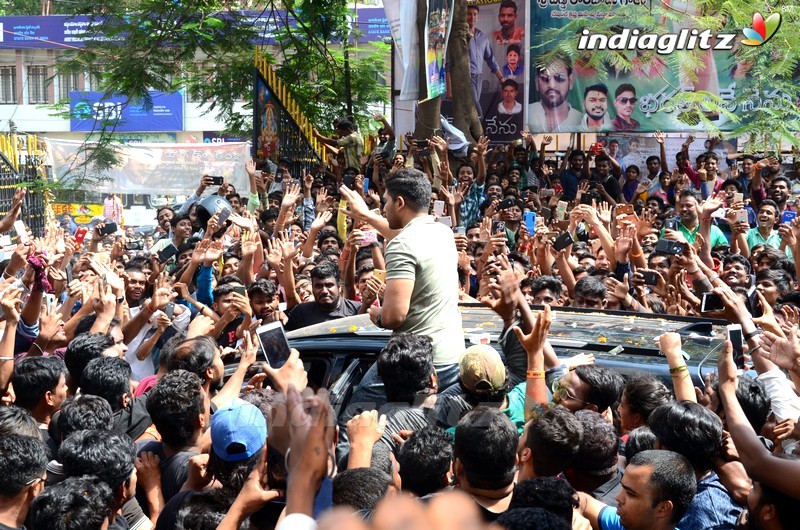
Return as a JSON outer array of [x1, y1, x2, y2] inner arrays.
[[438, 184, 456, 207], [310, 211, 333, 233], [512, 304, 553, 357], [264, 238, 283, 271], [475, 135, 490, 158], [277, 231, 298, 261], [761, 328, 800, 373], [479, 217, 492, 242], [282, 182, 302, 210], [566, 353, 595, 370], [605, 274, 631, 302], [203, 240, 224, 267], [751, 291, 784, 336], [665, 286, 687, 316], [0, 286, 23, 324], [185, 242, 207, 272], [547, 191, 563, 209], [338, 185, 373, 222], [480, 254, 520, 321], [654, 131, 666, 144], [429, 135, 449, 157], [241, 230, 260, 260], [699, 192, 726, 219], [438, 158, 453, 184], [149, 273, 177, 312], [780, 305, 800, 336], [635, 210, 658, 239]]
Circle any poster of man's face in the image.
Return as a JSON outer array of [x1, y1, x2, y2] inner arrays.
[[440, 0, 526, 143]]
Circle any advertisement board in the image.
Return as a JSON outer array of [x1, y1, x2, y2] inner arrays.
[[440, 0, 527, 142], [527, 2, 791, 133], [70, 91, 183, 133], [47, 139, 249, 194]]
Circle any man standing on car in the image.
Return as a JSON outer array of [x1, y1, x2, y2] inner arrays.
[[337, 169, 464, 443]]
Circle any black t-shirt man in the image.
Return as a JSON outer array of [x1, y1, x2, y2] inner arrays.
[[285, 298, 361, 331]]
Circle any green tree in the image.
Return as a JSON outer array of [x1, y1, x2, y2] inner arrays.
[[535, 1, 800, 151], [49, 0, 389, 185], [273, 0, 389, 134]]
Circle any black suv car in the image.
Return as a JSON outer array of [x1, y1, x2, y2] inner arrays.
[[286, 305, 728, 412]]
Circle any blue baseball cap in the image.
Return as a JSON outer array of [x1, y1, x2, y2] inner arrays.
[[211, 403, 267, 462]]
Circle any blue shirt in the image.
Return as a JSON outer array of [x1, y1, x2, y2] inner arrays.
[[599, 506, 681, 530], [468, 28, 499, 76], [678, 472, 742, 530], [561, 169, 582, 201]]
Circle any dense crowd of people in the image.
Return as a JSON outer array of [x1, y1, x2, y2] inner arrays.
[[1, 117, 800, 530]]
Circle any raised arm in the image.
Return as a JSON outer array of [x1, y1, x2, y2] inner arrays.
[[717, 339, 800, 499], [654, 131, 669, 173]]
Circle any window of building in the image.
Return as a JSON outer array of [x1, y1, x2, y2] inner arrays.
[[59, 70, 81, 100], [0, 66, 16, 104], [27, 65, 49, 104]]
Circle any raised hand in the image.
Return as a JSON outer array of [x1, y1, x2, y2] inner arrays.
[[475, 136, 490, 157], [0, 287, 23, 324], [654, 131, 665, 144], [315, 187, 329, 213], [282, 182, 302, 210], [347, 410, 388, 448], [512, 304, 553, 357], [245, 160, 257, 178], [605, 274, 631, 302], [204, 240, 224, 266], [149, 272, 176, 312], [541, 135, 553, 146], [761, 329, 800, 373], [339, 185, 372, 221], [263, 348, 308, 394]]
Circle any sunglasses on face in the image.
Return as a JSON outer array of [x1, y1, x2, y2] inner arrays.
[[538, 73, 569, 84], [616, 97, 637, 104]]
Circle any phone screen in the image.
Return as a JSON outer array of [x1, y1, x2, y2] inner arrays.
[[553, 231, 574, 251], [701, 292, 725, 313], [728, 324, 744, 369], [158, 243, 179, 263], [218, 208, 232, 225], [74, 227, 88, 244], [256, 321, 292, 368]]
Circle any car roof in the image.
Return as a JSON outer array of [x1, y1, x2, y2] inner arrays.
[[286, 304, 728, 363]]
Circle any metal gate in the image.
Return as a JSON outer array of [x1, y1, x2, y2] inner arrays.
[[0, 135, 47, 239]]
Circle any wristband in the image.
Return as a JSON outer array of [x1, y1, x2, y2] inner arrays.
[[744, 329, 762, 341], [630, 250, 642, 258], [526, 370, 545, 379], [707, 273, 719, 283], [687, 268, 700, 275], [669, 364, 688, 374]]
